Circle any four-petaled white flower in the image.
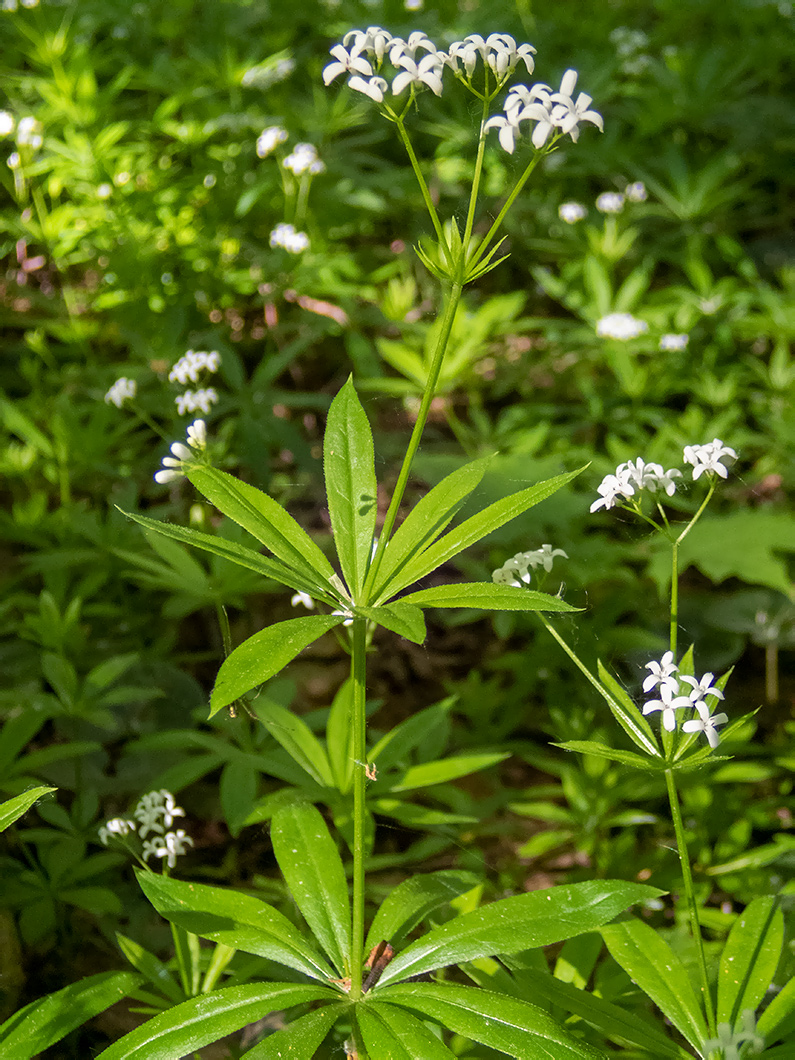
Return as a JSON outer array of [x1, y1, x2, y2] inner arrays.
[[546, 69, 604, 143], [323, 42, 373, 86], [642, 682, 692, 732], [596, 191, 625, 213], [492, 544, 568, 586], [589, 470, 635, 512], [98, 818, 136, 845], [392, 53, 444, 96], [596, 312, 648, 340], [143, 830, 194, 869], [559, 201, 586, 223], [683, 439, 737, 480], [617, 458, 682, 496], [680, 673, 724, 705], [642, 651, 678, 693], [104, 377, 137, 407], [389, 32, 438, 65], [682, 708, 729, 749], [348, 75, 389, 102], [155, 420, 207, 484]]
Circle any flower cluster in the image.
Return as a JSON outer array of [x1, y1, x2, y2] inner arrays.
[[256, 125, 288, 158], [283, 142, 325, 175], [176, 388, 218, 416], [0, 111, 14, 137], [492, 544, 568, 586], [641, 651, 728, 748], [590, 458, 682, 512], [559, 201, 586, 224], [659, 333, 689, 351], [104, 377, 137, 408], [322, 28, 538, 104], [596, 191, 624, 214], [169, 349, 221, 384], [590, 440, 737, 513], [270, 222, 310, 253], [596, 312, 649, 340], [99, 789, 193, 869], [485, 69, 602, 153], [155, 419, 207, 484], [15, 115, 42, 150]]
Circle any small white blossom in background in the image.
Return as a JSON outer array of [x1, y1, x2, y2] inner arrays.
[[596, 312, 648, 340], [155, 419, 207, 484], [143, 829, 194, 869], [98, 818, 137, 845], [283, 142, 325, 175], [133, 789, 187, 838], [558, 201, 586, 224], [256, 126, 288, 158], [492, 545, 568, 586], [641, 653, 729, 749], [7, 151, 21, 169], [683, 439, 737, 480], [104, 377, 137, 407], [659, 333, 689, 351], [0, 111, 14, 137], [169, 349, 221, 384], [590, 458, 681, 513], [16, 115, 42, 149], [625, 181, 647, 202], [404, 0, 423, 10], [270, 222, 310, 253], [176, 387, 218, 416], [596, 191, 625, 213], [96, 183, 113, 199], [291, 591, 315, 610]]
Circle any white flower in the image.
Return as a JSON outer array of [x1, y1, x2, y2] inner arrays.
[[446, 34, 535, 81], [680, 673, 725, 706], [589, 470, 636, 512], [256, 126, 288, 158], [104, 377, 137, 407], [659, 333, 689, 351], [625, 181, 647, 202], [283, 142, 325, 175], [331, 607, 355, 627], [323, 42, 373, 86], [682, 708, 729, 749], [392, 52, 445, 96], [269, 222, 310, 253], [343, 27, 394, 63], [144, 829, 194, 868], [596, 191, 625, 213], [169, 349, 220, 385], [7, 152, 21, 169], [134, 789, 187, 839], [559, 201, 586, 224], [547, 69, 603, 143], [97, 182, 113, 199], [161, 790, 187, 828], [404, 0, 424, 10], [617, 458, 681, 496], [483, 108, 524, 153], [643, 683, 692, 732], [0, 111, 14, 137], [525, 544, 569, 572], [683, 439, 737, 480], [98, 818, 136, 845], [291, 591, 315, 610], [389, 31, 438, 65], [596, 312, 648, 340], [176, 388, 218, 415], [642, 651, 678, 693], [155, 421, 207, 483], [16, 116, 42, 149]]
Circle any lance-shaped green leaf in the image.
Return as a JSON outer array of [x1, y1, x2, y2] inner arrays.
[[0, 786, 56, 832], [357, 1002, 456, 1059], [366, 870, 480, 953], [187, 465, 337, 589], [115, 933, 184, 1004], [241, 1003, 346, 1058], [324, 378, 377, 598], [135, 871, 335, 982], [271, 802, 351, 976], [385, 751, 510, 793], [501, 961, 691, 1058], [757, 972, 795, 1046], [327, 679, 355, 793], [601, 917, 709, 1051], [554, 740, 660, 772], [210, 615, 344, 715], [400, 583, 578, 613], [94, 983, 339, 1060], [0, 972, 143, 1059], [597, 661, 661, 758], [717, 896, 783, 1029], [377, 880, 663, 988], [370, 700, 452, 771], [376, 982, 604, 1059], [372, 456, 491, 600], [385, 468, 585, 595], [356, 602, 426, 644], [120, 509, 334, 602], [251, 697, 334, 788]]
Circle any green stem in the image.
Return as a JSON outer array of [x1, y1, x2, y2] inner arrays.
[[395, 117, 446, 248], [664, 768, 716, 1036], [365, 279, 464, 597], [349, 618, 368, 1002], [670, 539, 679, 659], [461, 96, 491, 253], [468, 144, 549, 270]]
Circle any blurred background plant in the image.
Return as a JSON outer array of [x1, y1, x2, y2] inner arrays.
[[1, 0, 793, 1054]]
